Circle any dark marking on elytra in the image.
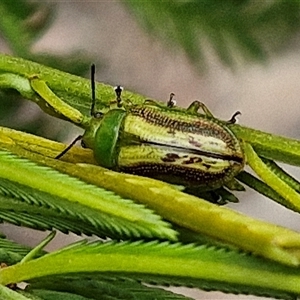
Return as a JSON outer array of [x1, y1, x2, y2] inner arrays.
[[161, 153, 180, 163], [206, 160, 217, 165], [209, 141, 220, 146], [203, 163, 212, 169], [182, 157, 203, 165], [188, 135, 202, 148], [144, 140, 243, 164]]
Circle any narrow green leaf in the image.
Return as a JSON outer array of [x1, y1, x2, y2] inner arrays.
[[245, 142, 300, 212], [30, 78, 86, 126], [236, 171, 290, 208], [261, 158, 300, 193], [1, 241, 300, 299], [0, 184, 168, 238]]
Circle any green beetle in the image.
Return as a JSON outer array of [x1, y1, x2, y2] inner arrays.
[[82, 98, 244, 193], [57, 67, 244, 197]]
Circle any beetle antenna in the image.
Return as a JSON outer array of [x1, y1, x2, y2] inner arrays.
[[90, 64, 96, 116], [55, 135, 83, 159]]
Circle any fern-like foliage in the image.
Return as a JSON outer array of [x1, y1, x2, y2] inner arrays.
[[125, 0, 300, 69], [27, 275, 194, 300], [1, 239, 299, 299], [0, 150, 175, 240]]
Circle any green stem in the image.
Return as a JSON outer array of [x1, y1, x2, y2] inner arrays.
[[245, 142, 300, 211], [232, 125, 300, 166]]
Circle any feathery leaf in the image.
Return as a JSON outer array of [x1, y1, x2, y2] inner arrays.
[[1, 240, 300, 299], [0, 150, 176, 240]]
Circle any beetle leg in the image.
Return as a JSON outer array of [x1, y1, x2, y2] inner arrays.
[[143, 99, 158, 106], [114, 85, 124, 108], [167, 92, 176, 108], [227, 111, 241, 124], [187, 100, 214, 117], [225, 178, 245, 191]]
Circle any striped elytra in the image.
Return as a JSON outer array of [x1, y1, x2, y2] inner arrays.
[[82, 102, 244, 191]]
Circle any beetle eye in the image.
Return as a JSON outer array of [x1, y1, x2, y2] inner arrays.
[[81, 140, 87, 148]]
